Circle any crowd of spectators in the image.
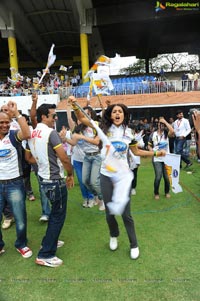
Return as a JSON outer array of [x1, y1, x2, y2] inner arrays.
[[0, 73, 81, 97], [130, 114, 200, 163], [0, 70, 199, 98]]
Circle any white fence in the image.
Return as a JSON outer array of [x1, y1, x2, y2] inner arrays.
[[0, 94, 59, 115]]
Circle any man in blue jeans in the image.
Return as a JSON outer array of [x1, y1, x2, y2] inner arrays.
[[26, 95, 74, 268], [29, 93, 51, 222], [0, 100, 32, 258]]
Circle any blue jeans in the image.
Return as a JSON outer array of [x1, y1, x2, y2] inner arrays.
[[38, 176, 51, 216], [82, 154, 103, 200], [37, 178, 67, 259], [0, 178, 27, 250], [73, 160, 94, 200], [3, 201, 13, 219], [174, 137, 190, 164], [152, 161, 170, 195]]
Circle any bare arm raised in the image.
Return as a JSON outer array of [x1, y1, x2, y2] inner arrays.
[[67, 96, 94, 128], [7, 100, 30, 140], [30, 93, 38, 129]]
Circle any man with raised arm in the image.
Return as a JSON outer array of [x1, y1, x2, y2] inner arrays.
[[0, 100, 32, 258]]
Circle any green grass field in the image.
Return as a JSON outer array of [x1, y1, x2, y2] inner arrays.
[[1, 157, 200, 301]]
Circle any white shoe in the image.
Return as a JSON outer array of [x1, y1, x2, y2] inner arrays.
[[39, 215, 49, 222], [99, 200, 105, 211], [131, 189, 136, 195], [82, 200, 88, 208], [2, 218, 14, 229], [87, 199, 94, 208], [130, 247, 139, 260], [57, 240, 64, 248], [109, 237, 118, 251], [93, 196, 99, 206], [0, 249, 5, 255], [36, 256, 63, 268]]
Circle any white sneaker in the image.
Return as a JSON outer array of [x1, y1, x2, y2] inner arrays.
[[82, 200, 88, 208], [130, 247, 139, 260], [39, 215, 49, 222], [131, 189, 136, 195], [93, 196, 99, 206], [99, 200, 105, 211], [0, 249, 5, 255], [109, 237, 118, 251], [57, 240, 64, 248], [87, 199, 94, 208], [2, 218, 14, 229], [35, 256, 63, 268]]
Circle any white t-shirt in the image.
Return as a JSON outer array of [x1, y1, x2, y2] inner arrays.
[[100, 124, 134, 176], [149, 130, 169, 162], [27, 123, 64, 179]]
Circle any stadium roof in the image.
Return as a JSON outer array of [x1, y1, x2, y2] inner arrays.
[[0, 0, 200, 72]]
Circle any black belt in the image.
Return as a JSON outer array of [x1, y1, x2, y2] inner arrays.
[[85, 151, 100, 156], [0, 176, 22, 184]]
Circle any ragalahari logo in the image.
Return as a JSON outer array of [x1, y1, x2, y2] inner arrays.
[[155, 1, 199, 12], [155, 1, 166, 12]]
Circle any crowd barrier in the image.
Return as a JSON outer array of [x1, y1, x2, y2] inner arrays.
[[0, 78, 199, 114]]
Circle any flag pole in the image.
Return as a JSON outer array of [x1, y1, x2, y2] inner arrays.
[[74, 101, 92, 120]]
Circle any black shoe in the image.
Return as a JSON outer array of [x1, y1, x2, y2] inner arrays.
[[186, 162, 193, 168]]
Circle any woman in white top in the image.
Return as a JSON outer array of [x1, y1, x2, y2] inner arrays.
[[69, 97, 166, 260], [148, 117, 174, 200], [59, 107, 95, 208]]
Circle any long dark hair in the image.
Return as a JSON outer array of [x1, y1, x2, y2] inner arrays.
[[100, 103, 130, 134], [72, 106, 97, 134]]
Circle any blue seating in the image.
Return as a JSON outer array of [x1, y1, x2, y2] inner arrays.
[[75, 75, 156, 97]]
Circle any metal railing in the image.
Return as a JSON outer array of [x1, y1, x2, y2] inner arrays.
[[0, 79, 199, 98]]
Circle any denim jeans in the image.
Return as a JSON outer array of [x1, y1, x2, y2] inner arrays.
[[38, 176, 51, 216], [37, 178, 67, 259], [73, 160, 94, 200], [3, 201, 13, 219], [23, 165, 33, 196], [174, 137, 190, 164], [82, 154, 103, 200], [0, 178, 27, 250], [183, 140, 191, 157], [152, 161, 170, 195]]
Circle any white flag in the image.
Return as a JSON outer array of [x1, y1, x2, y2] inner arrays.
[[37, 71, 42, 77], [39, 44, 56, 84], [46, 44, 56, 69], [164, 153, 182, 193], [90, 120, 133, 215], [59, 65, 68, 72]]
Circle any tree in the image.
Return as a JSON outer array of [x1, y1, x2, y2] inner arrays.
[[119, 53, 200, 75], [120, 59, 146, 75]]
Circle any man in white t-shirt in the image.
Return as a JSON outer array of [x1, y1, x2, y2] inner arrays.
[[26, 101, 74, 268], [0, 101, 32, 258], [173, 110, 192, 168]]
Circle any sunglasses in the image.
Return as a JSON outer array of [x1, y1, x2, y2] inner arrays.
[[48, 113, 57, 119]]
